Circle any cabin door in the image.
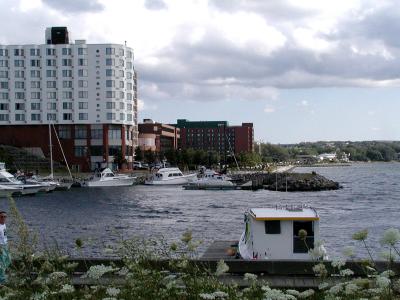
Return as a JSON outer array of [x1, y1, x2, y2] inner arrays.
[[293, 221, 314, 253]]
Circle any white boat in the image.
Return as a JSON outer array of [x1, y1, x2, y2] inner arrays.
[[0, 163, 45, 195], [145, 167, 197, 185], [239, 205, 327, 260], [17, 175, 57, 193], [85, 168, 136, 187], [185, 169, 236, 190], [0, 184, 23, 198]]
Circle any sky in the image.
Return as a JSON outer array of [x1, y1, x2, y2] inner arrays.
[[1, 0, 400, 143]]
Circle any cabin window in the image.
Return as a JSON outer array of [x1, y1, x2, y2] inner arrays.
[[293, 221, 314, 253], [264, 220, 281, 234]]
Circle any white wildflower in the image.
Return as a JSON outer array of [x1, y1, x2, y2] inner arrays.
[[244, 273, 258, 281], [59, 284, 75, 294], [262, 287, 291, 300], [82, 264, 115, 280], [318, 282, 329, 290], [331, 257, 346, 269], [286, 289, 300, 296], [342, 246, 355, 257], [366, 266, 376, 273], [30, 292, 48, 300], [215, 260, 229, 276], [380, 228, 400, 246], [46, 271, 68, 283], [340, 268, 354, 277], [309, 246, 325, 260], [212, 291, 229, 298], [376, 276, 391, 289], [116, 266, 130, 276], [199, 293, 216, 300], [328, 283, 343, 295], [380, 270, 395, 278], [102, 298, 117, 300], [344, 283, 359, 295], [312, 263, 327, 277], [298, 289, 314, 298], [106, 287, 120, 297]]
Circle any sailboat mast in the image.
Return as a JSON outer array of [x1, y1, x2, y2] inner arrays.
[[52, 124, 73, 180], [49, 124, 54, 178]]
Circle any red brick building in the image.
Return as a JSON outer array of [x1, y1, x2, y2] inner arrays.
[[174, 119, 254, 154], [138, 119, 180, 152]]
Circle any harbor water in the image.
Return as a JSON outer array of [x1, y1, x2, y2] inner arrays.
[[3, 162, 400, 258]]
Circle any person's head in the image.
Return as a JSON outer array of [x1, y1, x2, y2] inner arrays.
[[0, 211, 7, 225]]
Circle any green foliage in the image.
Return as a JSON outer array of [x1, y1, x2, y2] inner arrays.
[[134, 146, 144, 161]]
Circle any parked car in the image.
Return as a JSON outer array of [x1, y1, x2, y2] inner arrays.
[[132, 161, 142, 169]]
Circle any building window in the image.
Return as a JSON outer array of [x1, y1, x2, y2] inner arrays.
[[127, 62, 132, 69], [119, 102, 124, 109], [47, 92, 57, 99], [90, 145, 103, 156], [106, 91, 115, 98], [30, 48, 40, 56], [78, 102, 88, 109], [31, 70, 40, 78], [127, 104, 132, 110], [15, 103, 25, 110], [62, 59, 72, 66], [78, 69, 88, 77], [31, 103, 40, 110], [78, 80, 88, 88], [46, 48, 56, 56], [14, 49, 24, 56], [62, 91, 73, 99], [0, 93, 9, 100], [31, 81, 41, 88], [31, 92, 41, 99], [127, 72, 132, 79], [46, 70, 56, 78], [106, 69, 115, 76], [78, 58, 87, 66], [106, 58, 115, 66], [0, 60, 7, 67], [91, 127, 103, 139], [46, 59, 56, 66], [0, 114, 9, 121], [15, 92, 25, 99], [119, 113, 125, 121], [62, 70, 72, 77], [58, 125, 71, 139], [78, 91, 88, 98], [31, 114, 41, 121], [119, 70, 124, 77], [119, 91, 125, 99], [0, 71, 7, 78], [15, 81, 25, 89], [78, 48, 87, 55], [62, 102, 72, 109], [106, 112, 116, 120], [127, 93, 132, 100], [63, 113, 72, 120], [74, 146, 86, 157], [47, 113, 57, 121], [264, 221, 281, 234], [0, 82, 8, 89], [62, 48, 72, 55], [106, 47, 115, 55], [15, 70, 24, 78], [63, 81, 73, 88], [127, 83, 133, 90], [15, 114, 25, 121], [106, 80, 115, 88], [78, 113, 88, 120], [106, 102, 115, 109], [75, 125, 87, 139], [47, 102, 56, 110], [0, 49, 7, 56], [46, 81, 57, 88], [0, 103, 9, 110], [30, 60, 40, 67], [127, 114, 132, 121], [119, 59, 125, 67]]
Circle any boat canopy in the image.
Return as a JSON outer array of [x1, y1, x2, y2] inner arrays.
[[249, 207, 319, 221]]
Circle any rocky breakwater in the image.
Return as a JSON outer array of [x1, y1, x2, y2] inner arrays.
[[232, 172, 340, 191]]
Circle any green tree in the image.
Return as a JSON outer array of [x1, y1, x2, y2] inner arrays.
[[134, 146, 144, 161], [144, 150, 155, 164]]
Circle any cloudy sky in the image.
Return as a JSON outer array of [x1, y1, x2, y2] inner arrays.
[[1, 0, 400, 143]]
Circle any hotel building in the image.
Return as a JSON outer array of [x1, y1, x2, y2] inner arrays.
[[0, 27, 138, 171]]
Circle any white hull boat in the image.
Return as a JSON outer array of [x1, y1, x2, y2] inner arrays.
[[185, 169, 235, 190], [145, 168, 196, 185], [85, 168, 135, 187], [0, 163, 44, 196], [0, 185, 23, 198]]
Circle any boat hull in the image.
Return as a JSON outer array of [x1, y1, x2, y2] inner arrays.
[[145, 174, 196, 185], [86, 177, 135, 187]]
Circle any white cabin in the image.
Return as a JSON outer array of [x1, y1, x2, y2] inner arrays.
[[239, 205, 323, 260]]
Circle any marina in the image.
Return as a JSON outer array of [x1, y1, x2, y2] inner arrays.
[[0, 162, 398, 259]]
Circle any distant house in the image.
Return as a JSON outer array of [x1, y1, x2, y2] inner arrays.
[[317, 153, 337, 161]]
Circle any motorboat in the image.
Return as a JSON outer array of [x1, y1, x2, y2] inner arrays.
[[85, 168, 136, 187], [0, 163, 45, 195], [0, 184, 23, 198], [184, 169, 236, 190], [145, 167, 197, 185], [17, 175, 57, 193], [238, 205, 327, 260]]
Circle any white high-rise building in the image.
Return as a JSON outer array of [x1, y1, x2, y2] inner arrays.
[[0, 27, 138, 171]]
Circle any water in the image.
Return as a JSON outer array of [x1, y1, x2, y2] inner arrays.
[[4, 162, 400, 258]]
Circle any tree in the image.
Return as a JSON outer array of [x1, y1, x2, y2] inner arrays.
[[113, 149, 127, 169], [134, 146, 144, 161], [144, 150, 155, 164]]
